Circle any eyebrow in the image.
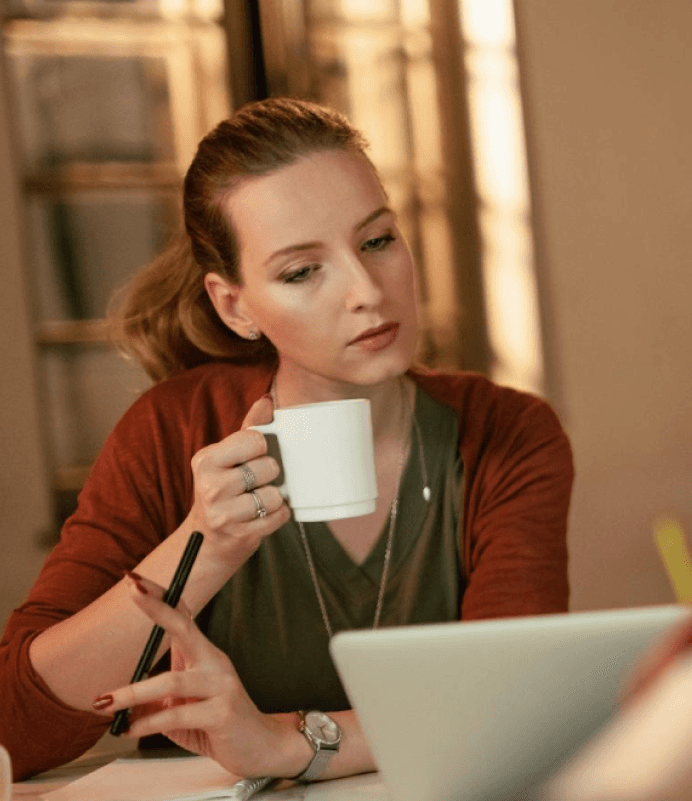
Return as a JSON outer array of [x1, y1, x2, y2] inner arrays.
[[265, 205, 394, 267]]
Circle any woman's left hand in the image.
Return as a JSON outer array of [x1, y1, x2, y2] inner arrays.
[[92, 574, 305, 778]]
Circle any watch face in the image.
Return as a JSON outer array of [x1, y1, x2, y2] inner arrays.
[[304, 711, 340, 744]]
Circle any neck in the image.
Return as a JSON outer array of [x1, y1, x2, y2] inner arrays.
[[272, 367, 413, 443]]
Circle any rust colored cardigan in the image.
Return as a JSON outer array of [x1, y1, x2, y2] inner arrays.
[[0, 363, 573, 780]]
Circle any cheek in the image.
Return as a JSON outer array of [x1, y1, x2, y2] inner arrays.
[[387, 255, 418, 307], [253, 303, 325, 350]]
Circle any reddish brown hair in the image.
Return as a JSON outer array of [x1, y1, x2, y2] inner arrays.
[[109, 97, 371, 382]]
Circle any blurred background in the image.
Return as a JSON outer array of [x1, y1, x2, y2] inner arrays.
[[1, 0, 690, 630]]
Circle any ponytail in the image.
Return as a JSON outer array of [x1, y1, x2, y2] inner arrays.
[[108, 233, 276, 382]]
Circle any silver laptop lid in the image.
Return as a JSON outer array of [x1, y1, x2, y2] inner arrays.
[[330, 605, 687, 801]]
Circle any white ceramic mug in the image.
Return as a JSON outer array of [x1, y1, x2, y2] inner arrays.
[[0, 744, 11, 801], [251, 398, 378, 522]]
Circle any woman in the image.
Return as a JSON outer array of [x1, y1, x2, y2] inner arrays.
[[0, 97, 573, 782]]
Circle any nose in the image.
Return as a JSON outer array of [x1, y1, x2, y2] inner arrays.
[[343, 253, 384, 312]]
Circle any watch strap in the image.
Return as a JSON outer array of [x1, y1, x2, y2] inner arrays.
[[294, 710, 340, 783], [295, 742, 338, 782]]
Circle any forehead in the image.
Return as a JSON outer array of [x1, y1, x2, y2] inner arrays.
[[224, 150, 387, 260]]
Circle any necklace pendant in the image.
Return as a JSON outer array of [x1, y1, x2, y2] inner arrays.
[[423, 486, 431, 503]]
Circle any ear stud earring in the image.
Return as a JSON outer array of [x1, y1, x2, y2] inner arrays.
[[247, 330, 261, 340]]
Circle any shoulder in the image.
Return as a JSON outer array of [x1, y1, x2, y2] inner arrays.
[[409, 366, 573, 478], [112, 361, 274, 447], [413, 369, 574, 617], [410, 367, 564, 437], [136, 361, 273, 416]]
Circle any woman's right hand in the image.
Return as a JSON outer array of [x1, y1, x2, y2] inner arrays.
[[27, 393, 291, 717], [187, 393, 291, 559]]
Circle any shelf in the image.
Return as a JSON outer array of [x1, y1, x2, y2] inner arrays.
[[2, 2, 223, 26], [36, 318, 110, 344], [24, 162, 183, 194]]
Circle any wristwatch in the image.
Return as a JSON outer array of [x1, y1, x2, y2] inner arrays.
[[294, 710, 341, 782]]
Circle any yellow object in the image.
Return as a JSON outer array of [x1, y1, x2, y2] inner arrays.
[[654, 518, 692, 603]]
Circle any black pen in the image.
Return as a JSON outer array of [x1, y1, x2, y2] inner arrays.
[[110, 530, 204, 736]]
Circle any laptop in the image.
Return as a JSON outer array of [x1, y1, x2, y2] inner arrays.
[[330, 605, 688, 801]]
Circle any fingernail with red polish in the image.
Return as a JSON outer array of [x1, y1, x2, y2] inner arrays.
[[125, 571, 148, 594], [261, 393, 273, 402], [92, 694, 114, 711]]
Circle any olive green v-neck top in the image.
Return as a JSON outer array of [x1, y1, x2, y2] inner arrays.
[[205, 386, 464, 713]]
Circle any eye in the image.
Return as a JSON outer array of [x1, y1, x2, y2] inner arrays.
[[281, 264, 320, 284], [362, 233, 396, 253]]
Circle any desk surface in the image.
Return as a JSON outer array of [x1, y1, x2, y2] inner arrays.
[[12, 739, 391, 801]]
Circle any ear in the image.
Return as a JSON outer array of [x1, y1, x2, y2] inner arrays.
[[204, 272, 259, 340]]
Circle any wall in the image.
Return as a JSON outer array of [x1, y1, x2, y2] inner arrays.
[[0, 55, 52, 629], [515, 0, 692, 609]]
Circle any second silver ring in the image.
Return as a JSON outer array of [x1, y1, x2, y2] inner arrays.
[[250, 491, 267, 519]]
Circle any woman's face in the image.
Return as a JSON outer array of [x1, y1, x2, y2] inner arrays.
[[216, 149, 419, 390]]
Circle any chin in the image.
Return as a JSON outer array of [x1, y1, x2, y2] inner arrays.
[[346, 349, 415, 387]]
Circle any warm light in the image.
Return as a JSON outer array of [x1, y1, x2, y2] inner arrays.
[[399, 0, 431, 26], [480, 211, 543, 391], [159, 0, 186, 19], [460, 0, 544, 395], [337, 0, 396, 19], [466, 56, 528, 207], [159, 0, 222, 21], [459, 0, 515, 47]]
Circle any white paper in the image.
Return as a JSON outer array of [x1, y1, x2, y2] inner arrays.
[[37, 757, 390, 801], [39, 756, 244, 801]]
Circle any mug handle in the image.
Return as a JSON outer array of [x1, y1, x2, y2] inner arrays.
[[248, 422, 288, 499]]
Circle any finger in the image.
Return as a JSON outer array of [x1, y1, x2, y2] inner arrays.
[[192, 428, 269, 474], [230, 455, 281, 496], [238, 486, 285, 524], [193, 452, 279, 510], [94, 668, 232, 716], [126, 695, 231, 739], [224, 502, 292, 544], [190, 394, 274, 475], [203, 485, 287, 532], [241, 393, 274, 430], [124, 571, 165, 601], [124, 578, 206, 662], [124, 573, 193, 618]]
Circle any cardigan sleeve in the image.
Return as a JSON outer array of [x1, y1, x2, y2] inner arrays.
[[0, 389, 187, 780], [0, 362, 266, 780], [460, 387, 573, 620]]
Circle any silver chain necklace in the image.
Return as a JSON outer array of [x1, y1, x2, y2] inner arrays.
[[270, 377, 429, 639]]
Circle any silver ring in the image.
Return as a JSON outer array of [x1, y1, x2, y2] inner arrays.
[[250, 491, 267, 519], [239, 462, 256, 493]]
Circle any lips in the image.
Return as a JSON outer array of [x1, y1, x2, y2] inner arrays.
[[350, 322, 399, 345]]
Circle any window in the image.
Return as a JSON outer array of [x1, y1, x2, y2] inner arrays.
[[1, 0, 230, 535]]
